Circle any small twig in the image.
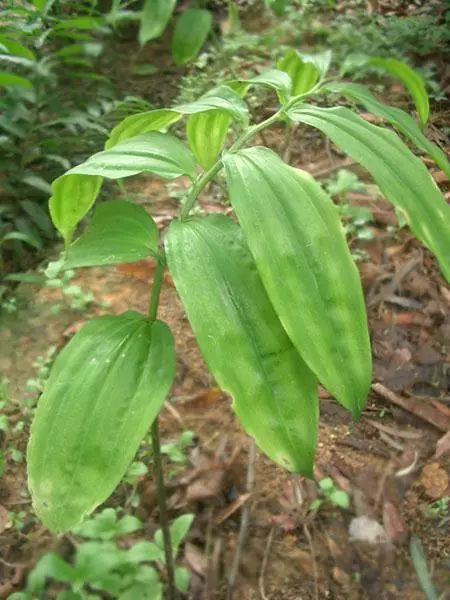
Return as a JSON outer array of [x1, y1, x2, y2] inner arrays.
[[303, 524, 319, 600], [258, 526, 275, 600], [379, 430, 404, 452], [0, 556, 30, 569], [163, 400, 185, 427], [151, 417, 177, 600], [204, 506, 214, 600], [226, 439, 257, 600]]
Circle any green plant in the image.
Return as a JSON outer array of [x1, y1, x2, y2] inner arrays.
[[0, 1, 151, 271], [310, 477, 350, 512], [23, 49, 449, 598], [137, 1, 213, 66], [9, 508, 193, 600], [161, 430, 194, 464], [425, 496, 449, 527], [6, 510, 28, 532], [25, 345, 57, 397]]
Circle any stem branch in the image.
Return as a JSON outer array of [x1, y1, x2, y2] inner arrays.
[[151, 417, 177, 600]]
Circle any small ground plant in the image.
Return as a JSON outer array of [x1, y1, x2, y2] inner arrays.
[[23, 48, 449, 597], [9, 508, 193, 600]]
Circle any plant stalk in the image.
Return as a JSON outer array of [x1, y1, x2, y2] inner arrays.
[[151, 417, 177, 600], [148, 249, 166, 322]]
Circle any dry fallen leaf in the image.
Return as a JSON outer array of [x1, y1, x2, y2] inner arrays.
[[383, 501, 407, 543], [435, 431, 450, 460], [420, 463, 449, 499]]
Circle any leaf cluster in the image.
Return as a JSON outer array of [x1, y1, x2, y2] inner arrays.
[[9, 508, 193, 600], [25, 48, 450, 536]]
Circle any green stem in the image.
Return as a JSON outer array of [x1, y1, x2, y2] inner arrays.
[[151, 417, 177, 600], [148, 249, 166, 322]]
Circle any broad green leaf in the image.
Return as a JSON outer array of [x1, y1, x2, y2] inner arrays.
[[72, 508, 142, 540], [236, 69, 292, 103], [105, 109, 181, 149], [277, 49, 331, 96], [22, 173, 51, 194], [266, 0, 290, 16], [0, 35, 35, 60], [27, 554, 75, 593], [325, 82, 450, 178], [55, 17, 103, 30], [74, 541, 125, 582], [224, 147, 371, 415], [174, 85, 249, 126], [166, 215, 318, 475], [368, 57, 429, 126], [27, 312, 175, 532], [186, 109, 230, 170], [125, 541, 164, 563], [0, 53, 35, 68], [410, 535, 438, 600], [69, 132, 197, 180], [139, 0, 176, 44], [154, 514, 194, 556], [1, 231, 41, 249], [19, 200, 53, 235], [175, 567, 190, 593], [64, 201, 158, 269], [171, 8, 212, 65], [49, 173, 103, 245], [32, 0, 47, 10], [0, 71, 33, 88], [287, 105, 450, 281]]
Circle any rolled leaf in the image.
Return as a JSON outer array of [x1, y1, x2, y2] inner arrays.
[[166, 214, 318, 475], [69, 132, 197, 180], [186, 110, 230, 170], [49, 173, 103, 245], [224, 147, 371, 415], [139, 0, 176, 45], [171, 8, 212, 65], [27, 312, 175, 532], [277, 49, 331, 96], [231, 69, 292, 104], [287, 105, 450, 281], [105, 109, 181, 149], [65, 201, 158, 269], [368, 57, 429, 126], [324, 82, 450, 178]]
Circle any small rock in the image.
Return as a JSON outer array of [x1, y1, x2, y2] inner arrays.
[[349, 516, 387, 544]]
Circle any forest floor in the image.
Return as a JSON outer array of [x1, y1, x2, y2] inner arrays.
[[1, 5, 450, 599]]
